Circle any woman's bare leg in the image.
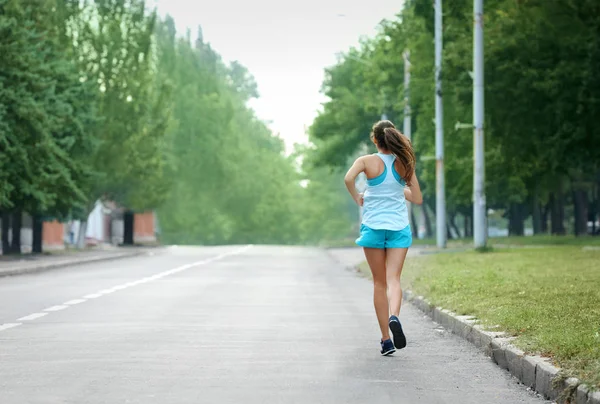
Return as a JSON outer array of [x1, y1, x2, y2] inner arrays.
[[363, 247, 390, 340], [386, 248, 409, 317]]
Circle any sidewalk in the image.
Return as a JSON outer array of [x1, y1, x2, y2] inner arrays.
[[0, 248, 147, 277], [327, 246, 600, 403]]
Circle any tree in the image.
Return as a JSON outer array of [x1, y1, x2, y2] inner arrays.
[[64, 0, 172, 246], [0, 0, 98, 254], [154, 21, 354, 245], [308, 0, 600, 238]]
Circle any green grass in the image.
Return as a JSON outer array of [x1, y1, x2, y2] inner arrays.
[[490, 234, 600, 246], [413, 234, 600, 248], [324, 234, 600, 249], [386, 246, 600, 388]]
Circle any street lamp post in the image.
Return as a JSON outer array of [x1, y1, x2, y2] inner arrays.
[[473, 0, 487, 248], [434, 0, 447, 248], [403, 50, 415, 234]]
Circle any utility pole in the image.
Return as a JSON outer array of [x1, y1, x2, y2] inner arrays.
[[403, 51, 411, 142], [403, 50, 414, 234], [434, 0, 446, 248], [473, 0, 486, 248]]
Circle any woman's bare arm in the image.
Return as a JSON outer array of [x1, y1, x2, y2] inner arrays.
[[404, 172, 423, 205], [344, 157, 366, 206]]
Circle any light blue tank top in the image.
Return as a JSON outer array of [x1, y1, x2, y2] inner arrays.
[[362, 153, 409, 231]]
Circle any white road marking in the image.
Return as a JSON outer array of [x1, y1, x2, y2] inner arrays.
[[125, 281, 140, 287], [5, 245, 252, 332], [17, 313, 48, 321], [98, 289, 115, 294], [0, 323, 22, 331], [63, 299, 86, 306], [44, 305, 68, 312]]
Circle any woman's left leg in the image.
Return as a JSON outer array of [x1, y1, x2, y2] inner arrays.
[[386, 248, 409, 317], [386, 247, 409, 349]]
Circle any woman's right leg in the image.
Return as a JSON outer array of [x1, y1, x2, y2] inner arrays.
[[363, 247, 390, 340]]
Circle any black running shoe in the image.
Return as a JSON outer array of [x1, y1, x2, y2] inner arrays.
[[380, 338, 396, 356], [389, 315, 407, 349]]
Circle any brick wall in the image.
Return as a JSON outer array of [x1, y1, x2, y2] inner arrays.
[[134, 212, 156, 243], [43, 221, 64, 249]]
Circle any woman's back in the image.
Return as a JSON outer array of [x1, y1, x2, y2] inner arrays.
[[362, 153, 409, 231]]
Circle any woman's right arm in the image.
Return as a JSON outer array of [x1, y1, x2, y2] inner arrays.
[[404, 172, 423, 205]]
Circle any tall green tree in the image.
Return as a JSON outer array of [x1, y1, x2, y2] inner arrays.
[[0, 0, 98, 253], [309, 0, 600, 238], [155, 21, 354, 245], [64, 0, 172, 244]]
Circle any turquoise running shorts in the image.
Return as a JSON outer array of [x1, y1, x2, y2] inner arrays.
[[355, 224, 412, 249]]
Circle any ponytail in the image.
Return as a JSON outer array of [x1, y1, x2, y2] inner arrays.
[[383, 127, 416, 185]]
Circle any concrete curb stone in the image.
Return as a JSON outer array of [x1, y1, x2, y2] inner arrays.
[[491, 338, 509, 370], [0, 251, 145, 277], [559, 378, 580, 403], [536, 359, 561, 401], [402, 289, 597, 404], [453, 315, 474, 340], [522, 355, 542, 389], [414, 296, 434, 316], [576, 384, 590, 404], [506, 346, 525, 381], [587, 389, 600, 404]]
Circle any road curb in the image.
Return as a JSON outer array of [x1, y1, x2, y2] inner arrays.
[[402, 289, 598, 404], [0, 251, 146, 278]]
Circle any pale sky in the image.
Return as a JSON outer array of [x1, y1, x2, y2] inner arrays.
[[152, 0, 403, 153]]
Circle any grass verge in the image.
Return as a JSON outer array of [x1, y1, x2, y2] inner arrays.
[[409, 234, 600, 248], [328, 234, 600, 249], [359, 245, 600, 388]]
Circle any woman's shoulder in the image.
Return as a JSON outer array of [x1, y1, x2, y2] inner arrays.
[[359, 153, 381, 161]]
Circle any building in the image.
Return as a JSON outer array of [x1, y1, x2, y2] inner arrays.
[[0, 201, 157, 253]]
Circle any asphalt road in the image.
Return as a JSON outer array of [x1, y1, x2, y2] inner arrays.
[[0, 245, 550, 403]]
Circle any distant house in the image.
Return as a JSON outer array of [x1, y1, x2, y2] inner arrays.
[[0, 201, 157, 253], [70, 200, 158, 246]]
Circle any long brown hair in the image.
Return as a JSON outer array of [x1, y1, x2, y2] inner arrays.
[[370, 120, 416, 184]]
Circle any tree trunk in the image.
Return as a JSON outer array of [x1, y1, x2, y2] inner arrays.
[[123, 211, 135, 246], [467, 205, 474, 238], [588, 205, 596, 235], [541, 203, 549, 234], [449, 213, 461, 238], [595, 174, 600, 235], [32, 215, 43, 254], [422, 204, 433, 238], [508, 203, 525, 236], [10, 210, 22, 254], [591, 178, 598, 235], [572, 188, 589, 236], [446, 221, 453, 240], [463, 213, 470, 238], [550, 190, 566, 235], [77, 221, 88, 249], [1, 212, 10, 254], [532, 191, 542, 235], [410, 207, 418, 237]]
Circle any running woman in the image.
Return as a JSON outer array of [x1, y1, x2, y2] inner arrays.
[[344, 120, 423, 356]]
